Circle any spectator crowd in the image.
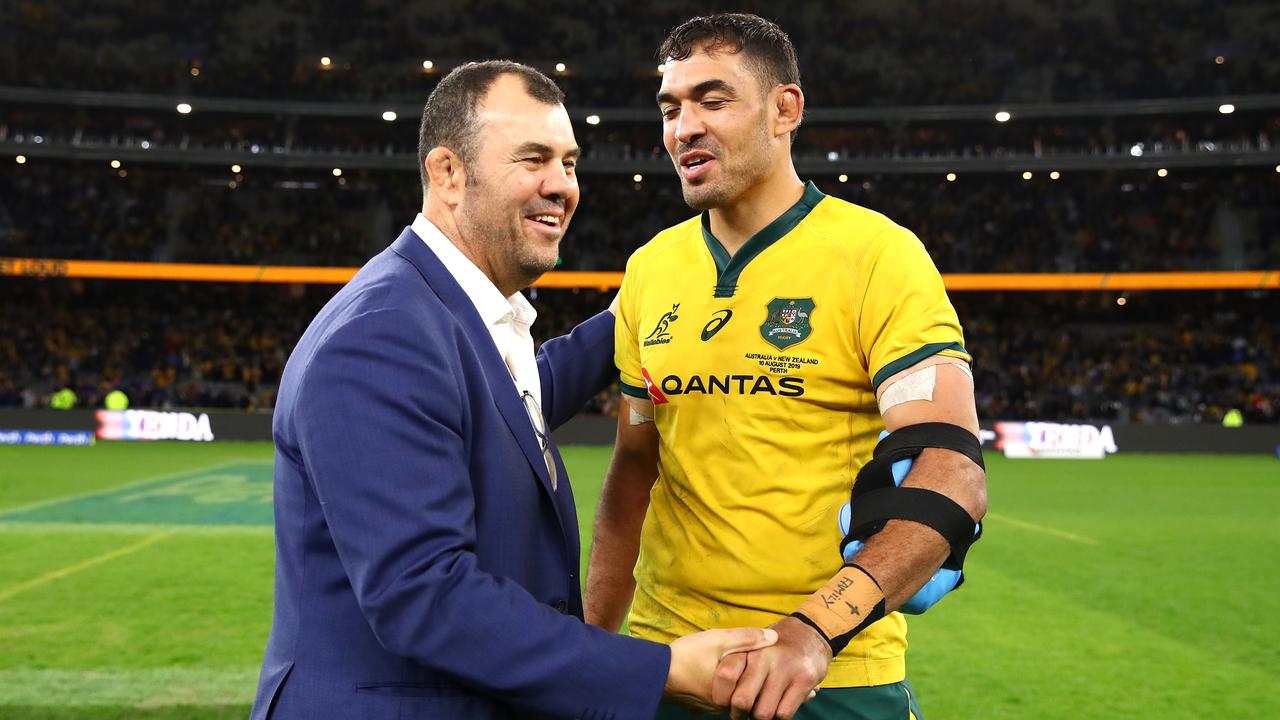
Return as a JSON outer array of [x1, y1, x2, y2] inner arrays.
[[4, 0, 1278, 107], [2, 0, 1276, 426], [2, 281, 1276, 425], [4, 161, 1277, 273]]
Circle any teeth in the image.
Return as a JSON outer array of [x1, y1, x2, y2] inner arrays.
[[532, 215, 560, 226], [685, 158, 706, 168]]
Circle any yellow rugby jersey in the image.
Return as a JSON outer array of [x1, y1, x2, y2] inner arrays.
[[614, 181, 970, 688]]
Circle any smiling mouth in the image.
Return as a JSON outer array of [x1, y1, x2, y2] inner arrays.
[[678, 153, 716, 182], [527, 214, 562, 228]]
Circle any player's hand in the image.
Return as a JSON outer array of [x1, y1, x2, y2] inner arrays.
[[713, 616, 830, 720], [666, 627, 779, 712]]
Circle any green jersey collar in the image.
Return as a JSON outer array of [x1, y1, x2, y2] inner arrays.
[[701, 181, 826, 298]]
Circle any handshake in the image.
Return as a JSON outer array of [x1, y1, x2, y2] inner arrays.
[[664, 615, 830, 719]]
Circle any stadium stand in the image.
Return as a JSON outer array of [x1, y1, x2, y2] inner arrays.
[[1, 1, 1275, 425], [3, 105, 1276, 162], [3, 162, 1277, 272], [4, 0, 1278, 104], [1, 281, 1273, 425]]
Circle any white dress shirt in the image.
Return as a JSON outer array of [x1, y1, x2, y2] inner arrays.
[[412, 214, 556, 487]]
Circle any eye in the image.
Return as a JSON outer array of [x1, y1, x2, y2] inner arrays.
[[702, 99, 727, 109], [563, 159, 577, 172], [661, 107, 679, 120]]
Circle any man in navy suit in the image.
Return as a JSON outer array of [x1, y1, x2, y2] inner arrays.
[[250, 61, 775, 720]]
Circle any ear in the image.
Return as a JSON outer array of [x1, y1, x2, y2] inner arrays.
[[772, 83, 804, 140], [425, 146, 466, 207]]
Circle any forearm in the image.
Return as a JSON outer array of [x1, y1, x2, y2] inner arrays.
[[585, 468, 653, 630], [586, 411, 659, 631], [585, 509, 644, 631], [793, 447, 985, 648], [854, 447, 986, 608]]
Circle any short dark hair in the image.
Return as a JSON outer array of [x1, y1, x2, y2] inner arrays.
[[418, 60, 564, 191], [657, 13, 801, 94]]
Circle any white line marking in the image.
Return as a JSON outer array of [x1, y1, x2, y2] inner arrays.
[[0, 532, 172, 603], [985, 512, 1099, 545]]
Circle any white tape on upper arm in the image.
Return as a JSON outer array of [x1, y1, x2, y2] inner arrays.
[[878, 365, 936, 413], [625, 395, 655, 425], [877, 358, 972, 414]]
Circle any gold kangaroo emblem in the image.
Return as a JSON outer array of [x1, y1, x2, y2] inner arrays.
[[645, 304, 680, 340]]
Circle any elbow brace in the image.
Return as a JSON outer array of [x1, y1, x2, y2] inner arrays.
[[840, 423, 985, 572]]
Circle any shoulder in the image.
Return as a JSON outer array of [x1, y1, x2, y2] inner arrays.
[[805, 194, 916, 259], [294, 251, 454, 372], [624, 215, 703, 272]]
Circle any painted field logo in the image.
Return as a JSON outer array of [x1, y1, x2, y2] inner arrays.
[[760, 298, 815, 350], [643, 303, 680, 347], [0, 462, 275, 527]]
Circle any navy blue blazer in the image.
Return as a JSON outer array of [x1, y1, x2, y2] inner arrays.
[[251, 227, 669, 719]]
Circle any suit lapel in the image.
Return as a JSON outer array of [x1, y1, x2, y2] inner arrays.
[[390, 228, 563, 516]]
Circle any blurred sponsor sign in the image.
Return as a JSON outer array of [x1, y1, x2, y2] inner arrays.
[[0, 429, 95, 446], [994, 421, 1117, 459], [96, 410, 215, 442]]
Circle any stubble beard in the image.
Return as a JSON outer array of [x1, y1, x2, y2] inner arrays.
[[680, 122, 774, 212], [459, 176, 561, 291]]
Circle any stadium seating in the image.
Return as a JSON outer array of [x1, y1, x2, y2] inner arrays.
[[1, 0, 1276, 424]]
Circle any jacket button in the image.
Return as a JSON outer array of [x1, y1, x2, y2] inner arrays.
[[552, 600, 568, 613]]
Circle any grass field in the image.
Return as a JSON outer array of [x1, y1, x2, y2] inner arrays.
[[1, 442, 1277, 719]]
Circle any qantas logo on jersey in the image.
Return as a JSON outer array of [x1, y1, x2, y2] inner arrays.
[[641, 368, 669, 405], [650, 373, 805, 398]]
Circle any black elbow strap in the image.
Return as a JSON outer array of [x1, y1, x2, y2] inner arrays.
[[840, 422, 984, 568], [874, 422, 985, 470], [844, 487, 979, 567]]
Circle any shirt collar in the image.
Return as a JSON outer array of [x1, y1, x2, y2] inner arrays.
[[412, 214, 536, 329]]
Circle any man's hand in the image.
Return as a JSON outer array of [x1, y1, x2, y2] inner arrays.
[[712, 616, 830, 720], [666, 627, 779, 713]]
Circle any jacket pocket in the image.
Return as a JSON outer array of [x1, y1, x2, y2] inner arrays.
[[355, 681, 465, 698]]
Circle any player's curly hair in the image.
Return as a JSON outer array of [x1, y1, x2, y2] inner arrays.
[[418, 60, 564, 192], [658, 13, 800, 91], [658, 13, 802, 140]]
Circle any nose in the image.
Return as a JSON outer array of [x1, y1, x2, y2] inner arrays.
[[540, 163, 577, 207], [673, 104, 706, 145]]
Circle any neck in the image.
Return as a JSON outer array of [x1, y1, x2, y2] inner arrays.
[[423, 203, 522, 297], [707, 164, 805, 256]]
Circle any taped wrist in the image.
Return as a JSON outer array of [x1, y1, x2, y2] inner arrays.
[[791, 563, 886, 656]]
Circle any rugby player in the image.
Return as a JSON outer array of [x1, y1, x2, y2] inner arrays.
[[585, 13, 987, 720]]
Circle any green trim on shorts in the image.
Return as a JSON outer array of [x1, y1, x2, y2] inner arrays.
[[654, 679, 922, 720]]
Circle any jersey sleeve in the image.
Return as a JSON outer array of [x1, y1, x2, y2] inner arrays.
[[615, 253, 648, 399], [855, 226, 971, 392]]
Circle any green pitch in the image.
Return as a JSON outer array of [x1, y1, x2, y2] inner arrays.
[[0, 443, 1277, 719]]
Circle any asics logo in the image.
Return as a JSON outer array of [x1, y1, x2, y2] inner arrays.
[[701, 310, 733, 341]]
